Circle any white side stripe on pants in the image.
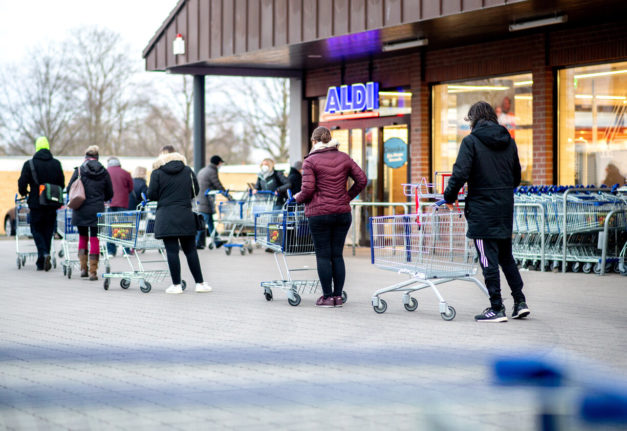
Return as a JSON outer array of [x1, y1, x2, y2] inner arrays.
[[476, 239, 488, 267]]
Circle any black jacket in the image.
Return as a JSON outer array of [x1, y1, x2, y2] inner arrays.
[[128, 178, 148, 210], [196, 163, 225, 214], [67, 158, 114, 227], [444, 120, 521, 239], [287, 167, 302, 195], [146, 153, 199, 239], [18, 149, 65, 210], [255, 170, 290, 207]]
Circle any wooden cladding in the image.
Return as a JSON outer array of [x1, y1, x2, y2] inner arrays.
[[144, 0, 516, 70]]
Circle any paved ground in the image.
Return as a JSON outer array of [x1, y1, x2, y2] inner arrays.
[[1, 237, 626, 430]]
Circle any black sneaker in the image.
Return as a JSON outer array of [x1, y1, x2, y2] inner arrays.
[[512, 302, 530, 319], [475, 307, 508, 322], [44, 255, 52, 272]]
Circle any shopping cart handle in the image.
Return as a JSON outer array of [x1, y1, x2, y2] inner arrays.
[[140, 192, 147, 206], [287, 189, 293, 200], [435, 199, 447, 206]]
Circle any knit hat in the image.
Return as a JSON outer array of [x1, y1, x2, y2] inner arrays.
[[35, 136, 50, 152], [210, 155, 224, 165]]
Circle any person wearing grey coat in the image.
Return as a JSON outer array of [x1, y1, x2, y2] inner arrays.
[[196, 155, 227, 248]]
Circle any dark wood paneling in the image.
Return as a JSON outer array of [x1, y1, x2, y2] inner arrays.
[[384, 0, 402, 26], [274, 0, 288, 46], [222, 0, 234, 56], [318, 0, 333, 38], [549, 22, 627, 67], [442, 0, 461, 15], [156, 38, 166, 70], [248, 0, 260, 51], [462, 0, 482, 11], [166, 20, 177, 67], [421, 0, 440, 20], [176, 5, 188, 65], [366, 0, 383, 29], [350, 0, 366, 32], [302, 0, 317, 41], [402, 0, 420, 21], [288, 0, 302, 43], [188, 0, 199, 63], [210, 0, 222, 57], [260, 0, 274, 48], [333, 0, 350, 35], [199, 0, 210, 60], [234, 0, 247, 54]]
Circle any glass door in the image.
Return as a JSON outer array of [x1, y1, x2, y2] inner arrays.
[[382, 125, 409, 215]]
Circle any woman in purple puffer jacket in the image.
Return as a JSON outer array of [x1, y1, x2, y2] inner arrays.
[[295, 126, 367, 308]]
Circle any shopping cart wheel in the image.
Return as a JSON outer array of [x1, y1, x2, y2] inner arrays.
[[62, 265, 67, 276], [103, 278, 110, 290], [571, 262, 581, 273], [67, 267, 72, 279], [582, 263, 593, 274], [264, 290, 273, 301], [140, 282, 151, 293], [16, 257, 21, 269], [614, 262, 622, 274], [52, 257, 57, 269], [440, 305, 456, 321], [341, 291, 347, 304], [373, 299, 387, 314], [181, 280, 187, 290], [239, 247, 246, 255], [225, 247, 232, 256], [247, 244, 254, 254], [287, 293, 301, 306], [551, 261, 560, 273], [58, 250, 64, 258], [120, 279, 131, 289], [21, 256, 26, 266], [404, 297, 419, 312], [208, 242, 214, 250]]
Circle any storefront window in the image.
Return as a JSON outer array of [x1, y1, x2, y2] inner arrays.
[[433, 73, 533, 184], [558, 62, 627, 186]]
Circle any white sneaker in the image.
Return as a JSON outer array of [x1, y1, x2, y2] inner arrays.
[[195, 282, 213, 293], [165, 284, 183, 294]]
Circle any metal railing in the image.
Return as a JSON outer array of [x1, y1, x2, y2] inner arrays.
[[599, 209, 627, 276], [349, 201, 414, 256]]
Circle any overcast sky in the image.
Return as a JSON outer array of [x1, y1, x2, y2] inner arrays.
[[0, 0, 177, 66]]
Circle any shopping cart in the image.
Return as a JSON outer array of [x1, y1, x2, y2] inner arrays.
[[369, 181, 487, 320], [56, 206, 110, 279], [14, 194, 57, 270], [219, 190, 276, 255], [254, 201, 346, 306], [97, 202, 180, 293], [203, 188, 230, 249]]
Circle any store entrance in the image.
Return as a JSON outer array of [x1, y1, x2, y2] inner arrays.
[[324, 117, 410, 244]]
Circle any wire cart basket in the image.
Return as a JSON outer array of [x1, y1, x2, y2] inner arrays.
[[97, 202, 182, 293], [254, 203, 347, 306], [14, 194, 56, 270], [369, 180, 487, 320]]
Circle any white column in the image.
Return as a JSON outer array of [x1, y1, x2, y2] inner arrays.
[[288, 76, 308, 165]]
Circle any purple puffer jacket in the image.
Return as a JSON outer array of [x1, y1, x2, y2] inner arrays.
[[295, 147, 367, 217]]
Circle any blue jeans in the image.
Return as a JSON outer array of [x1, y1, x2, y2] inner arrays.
[[195, 212, 213, 245]]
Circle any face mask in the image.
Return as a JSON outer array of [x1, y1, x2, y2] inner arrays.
[[261, 165, 270, 173]]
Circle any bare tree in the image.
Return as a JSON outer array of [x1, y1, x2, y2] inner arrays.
[[230, 78, 290, 162], [0, 44, 78, 155]]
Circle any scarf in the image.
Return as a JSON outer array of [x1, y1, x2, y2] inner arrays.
[[310, 139, 340, 153]]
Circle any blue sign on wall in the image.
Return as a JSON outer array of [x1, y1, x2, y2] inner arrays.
[[324, 82, 379, 114], [383, 137, 407, 168]]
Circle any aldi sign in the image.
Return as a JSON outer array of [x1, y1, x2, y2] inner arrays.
[[324, 82, 379, 114]]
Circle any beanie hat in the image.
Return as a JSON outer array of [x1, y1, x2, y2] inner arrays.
[[210, 155, 225, 165], [35, 136, 50, 152]]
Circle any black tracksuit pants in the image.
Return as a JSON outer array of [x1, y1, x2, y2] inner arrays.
[[474, 238, 525, 310], [29, 208, 56, 263]]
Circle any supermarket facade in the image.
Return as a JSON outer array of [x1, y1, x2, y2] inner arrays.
[[143, 0, 627, 205]]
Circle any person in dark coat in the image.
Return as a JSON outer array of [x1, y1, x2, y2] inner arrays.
[[106, 157, 133, 256], [287, 161, 303, 195], [195, 155, 227, 249], [67, 145, 114, 280], [255, 158, 290, 208], [443, 101, 529, 323], [295, 126, 367, 308], [17, 136, 65, 271], [147, 151, 212, 294], [127, 166, 148, 211]]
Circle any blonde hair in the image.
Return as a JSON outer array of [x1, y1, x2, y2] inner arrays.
[[260, 158, 275, 169], [133, 166, 147, 179], [85, 145, 99, 158]]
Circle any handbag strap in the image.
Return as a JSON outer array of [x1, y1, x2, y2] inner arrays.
[[190, 171, 199, 212], [28, 159, 40, 186]]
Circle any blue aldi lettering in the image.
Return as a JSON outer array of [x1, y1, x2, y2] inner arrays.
[[324, 82, 379, 114]]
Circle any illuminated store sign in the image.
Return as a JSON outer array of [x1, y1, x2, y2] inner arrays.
[[324, 82, 379, 114]]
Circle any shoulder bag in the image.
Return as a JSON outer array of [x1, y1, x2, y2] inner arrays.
[[67, 167, 86, 210], [28, 159, 63, 207], [191, 172, 205, 231]]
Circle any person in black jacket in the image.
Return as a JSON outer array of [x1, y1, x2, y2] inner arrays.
[[17, 137, 65, 271], [287, 161, 303, 195], [127, 166, 148, 211], [254, 158, 290, 208], [444, 101, 529, 323], [147, 151, 212, 294], [67, 146, 113, 280]]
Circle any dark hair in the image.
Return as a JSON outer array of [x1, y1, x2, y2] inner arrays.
[[160, 145, 176, 154], [465, 101, 498, 129], [311, 126, 332, 143]]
